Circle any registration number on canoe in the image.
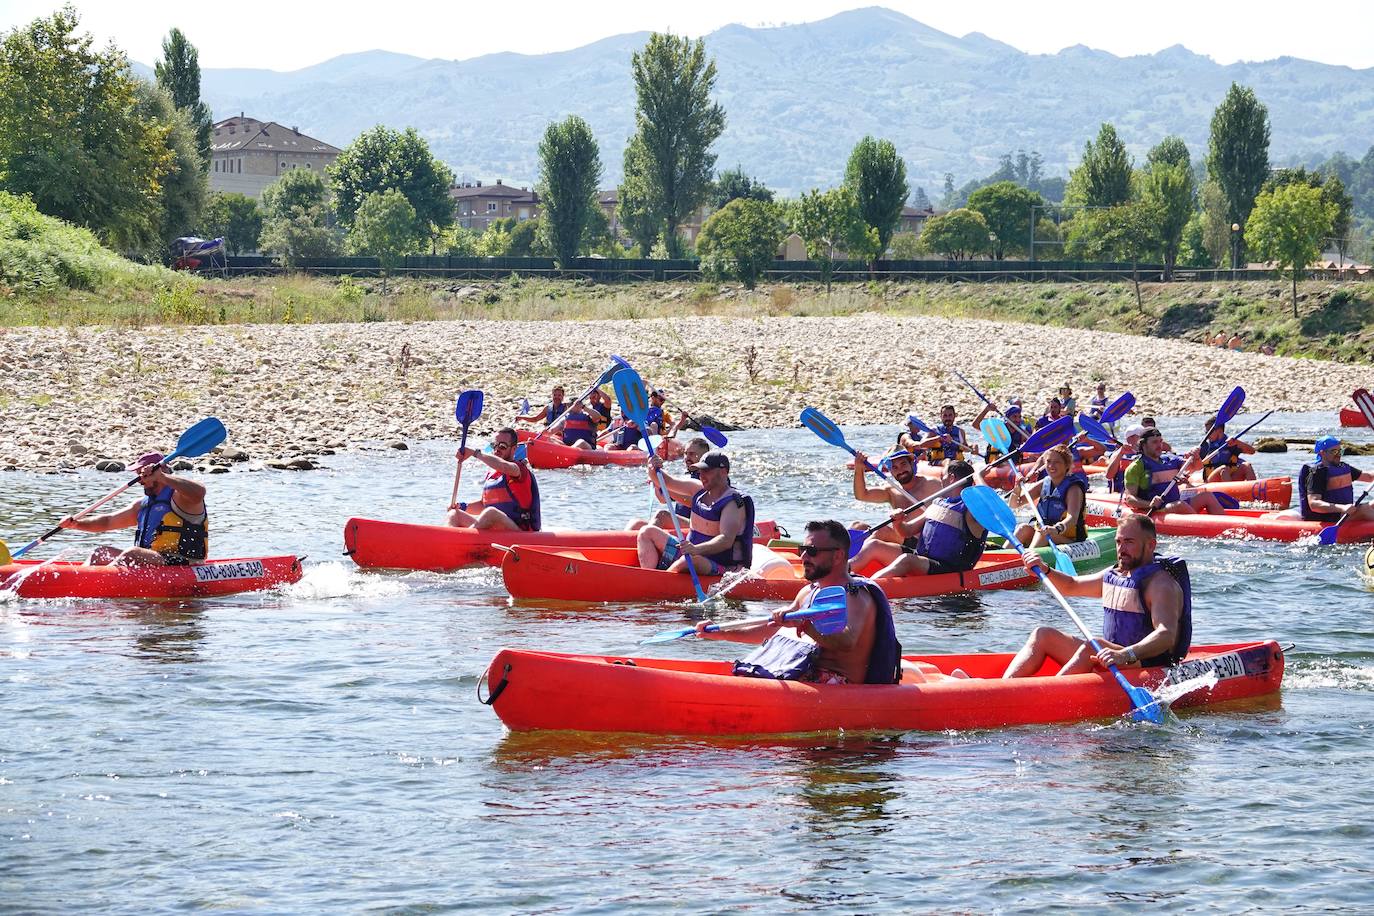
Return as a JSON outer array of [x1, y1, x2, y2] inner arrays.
[[1060, 540, 1103, 561], [192, 560, 266, 582], [978, 566, 1029, 587], [1162, 650, 1245, 686]]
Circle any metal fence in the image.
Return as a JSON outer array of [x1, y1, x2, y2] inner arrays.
[[219, 255, 1369, 284]]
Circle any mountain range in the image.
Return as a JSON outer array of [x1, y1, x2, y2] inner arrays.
[[169, 7, 1374, 196]]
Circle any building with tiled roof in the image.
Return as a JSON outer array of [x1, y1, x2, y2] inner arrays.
[[209, 115, 342, 199], [450, 180, 539, 231]]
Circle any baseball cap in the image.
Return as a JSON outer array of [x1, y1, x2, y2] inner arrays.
[[1122, 424, 1147, 439], [1314, 435, 1342, 454], [128, 452, 165, 473], [688, 451, 730, 472]]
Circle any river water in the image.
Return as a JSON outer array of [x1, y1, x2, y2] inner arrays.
[[2, 413, 1372, 912]]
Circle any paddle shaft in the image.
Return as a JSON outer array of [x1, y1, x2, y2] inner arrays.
[[532, 368, 614, 444], [1148, 390, 1245, 516], [449, 423, 474, 509], [1198, 410, 1273, 465]]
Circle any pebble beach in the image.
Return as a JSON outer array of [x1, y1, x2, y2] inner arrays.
[[0, 313, 1366, 471]]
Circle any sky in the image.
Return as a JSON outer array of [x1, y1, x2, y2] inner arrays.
[[3, 0, 1373, 71]]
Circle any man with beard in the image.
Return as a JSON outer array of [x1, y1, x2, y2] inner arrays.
[[1123, 427, 1226, 516], [636, 451, 754, 576], [850, 460, 987, 578], [850, 448, 939, 540], [59, 452, 208, 566], [1002, 514, 1192, 678], [695, 520, 901, 685]]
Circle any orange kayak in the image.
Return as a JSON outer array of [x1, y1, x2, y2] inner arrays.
[[500, 544, 1043, 602], [516, 430, 647, 469], [1084, 498, 1374, 543], [480, 641, 1285, 735], [0, 555, 302, 599], [343, 517, 784, 572], [1077, 469, 1291, 509], [1341, 406, 1367, 427]]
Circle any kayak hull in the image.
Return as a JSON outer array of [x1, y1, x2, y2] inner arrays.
[[0, 555, 303, 599], [481, 641, 1285, 735], [1084, 500, 1374, 543], [516, 430, 647, 469], [1341, 406, 1367, 427], [343, 517, 784, 572]]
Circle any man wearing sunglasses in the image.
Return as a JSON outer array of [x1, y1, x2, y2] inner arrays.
[[695, 520, 901, 685], [446, 427, 541, 531], [1295, 436, 1374, 523]]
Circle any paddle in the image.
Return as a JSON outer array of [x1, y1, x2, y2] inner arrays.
[[803, 406, 926, 515], [982, 418, 1076, 574], [534, 355, 630, 444], [1100, 392, 1136, 425], [449, 389, 485, 510], [1198, 409, 1274, 466], [614, 366, 708, 602], [1077, 414, 1120, 447], [11, 417, 228, 560], [848, 415, 1076, 557], [1146, 386, 1245, 516], [1319, 391, 1374, 544], [660, 397, 728, 447], [641, 585, 848, 644], [962, 485, 1164, 724]]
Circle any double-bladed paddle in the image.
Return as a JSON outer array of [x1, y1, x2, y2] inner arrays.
[[1099, 392, 1136, 425], [1319, 391, 1374, 544], [449, 389, 485, 510], [962, 484, 1165, 724], [802, 406, 924, 514], [1147, 386, 1246, 516], [981, 417, 1076, 575], [12, 417, 228, 560], [533, 355, 630, 444], [614, 366, 709, 602], [641, 585, 848, 644]]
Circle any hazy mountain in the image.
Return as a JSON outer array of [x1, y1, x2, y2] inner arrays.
[[182, 7, 1374, 195]]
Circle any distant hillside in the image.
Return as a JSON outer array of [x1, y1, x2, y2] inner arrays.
[[185, 7, 1374, 195]]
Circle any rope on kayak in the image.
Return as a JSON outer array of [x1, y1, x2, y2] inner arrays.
[[478, 663, 511, 705]]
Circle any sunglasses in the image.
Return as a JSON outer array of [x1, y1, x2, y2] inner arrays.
[[493, 441, 515, 451], [797, 544, 841, 558]]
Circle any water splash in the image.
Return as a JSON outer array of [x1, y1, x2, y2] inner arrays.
[[1152, 670, 1221, 706], [286, 561, 410, 600]]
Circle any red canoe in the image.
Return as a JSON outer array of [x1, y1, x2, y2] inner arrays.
[[0, 555, 303, 599], [343, 517, 784, 572], [480, 641, 1286, 735], [516, 430, 647, 470], [1084, 498, 1374, 543], [1340, 406, 1367, 427]]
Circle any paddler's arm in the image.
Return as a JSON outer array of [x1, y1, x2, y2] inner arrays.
[[646, 456, 700, 504], [61, 499, 142, 533], [679, 499, 745, 558], [517, 406, 548, 424], [150, 466, 206, 516], [1122, 461, 1158, 512], [851, 450, 887, 504], [459, 447, 521, 477], [695, 590, 804, 643], [1229, 437, 1256, 456], [1095, 570, 1182, 669], [1020, 553, 1105, 598]]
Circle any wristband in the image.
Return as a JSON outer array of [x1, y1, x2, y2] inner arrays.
[[459, 502, 468, 511], [1124, 647, 1138, 664]]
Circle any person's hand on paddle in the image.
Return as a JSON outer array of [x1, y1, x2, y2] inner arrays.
[[58, 515, 80, 530], [693, 619, 718, 639], [1094, 643, 1134, 669], [455, 446, 476, 462], [1021, 551, 1048, 576], [852, 449, 869, 471]]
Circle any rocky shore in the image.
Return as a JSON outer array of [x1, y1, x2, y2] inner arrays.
[[0, 314, 1366, 471]]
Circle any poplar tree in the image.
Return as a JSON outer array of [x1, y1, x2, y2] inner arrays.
[[1206, 83, 1271, 263], [537, 115, 602, 269], [154, 28, 212, 168], [843, 136, 908, 256]]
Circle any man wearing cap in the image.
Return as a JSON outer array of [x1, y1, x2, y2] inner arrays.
[[58, 452, 208, 566], [608, 388, 668, 451], [850, 447, 941, 542], [1122, 427, 1226, 515], [636, 450, 755, 576], [1295, 437, 1374, 523]]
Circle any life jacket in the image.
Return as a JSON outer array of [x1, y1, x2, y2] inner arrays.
[[688, 485, 755, 569], [1101, 556, 1193, 667], [1038, 471, 1090, 541], [561, 408, 597, 447], [544, 401, 568, 427], [1088, 395, 1107, 419], [482, 460, 541, 531], [135, 486, 208, 561], [1201, 434, 1245, 474], [926, 424, 966, 463], [1298, 460, 1355, 521], [1133, 452, 1185, 503], [849, 577, 901, 685], [915, 495, 986, 571], [1108, 449, 1137, 493]]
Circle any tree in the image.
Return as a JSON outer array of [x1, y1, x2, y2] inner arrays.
[[201, 192, 263, 255], [918, 209, 989, 260], [537, 115, 602, 269], [1067, 123, 1133, 208], [476, 223, 511, 257], [791, 186, 866, 291], [347, 189, 421, 295], [889, 232, 922, 259], [696, 198, 784, 290], [844, 136, 908, 259], [711, 166, 773, 208], [259, 168, 340, 266], [1140, 140, 1196, 278], [328, 125, 454, 249], [966, 181, 1043, 259], [626, 33, 726, 256], [1245, 183, 1335, 317], [1206, 83, 1270, 264], [135, 81, 207, 253], [1066, 200, 1161, 309], [154, 28, 211, 168], [0, 7, 173, 250], [910, 186, 932, 211], [1263, 167, 1353, 263], [1200, 179, 1231, 266]]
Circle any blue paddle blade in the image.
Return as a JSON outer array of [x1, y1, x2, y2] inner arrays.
[[612, 369, 649, 426], [906, 413, 934, 434], [641, 626, 698, 644], [980, 418, 1012, 454], [1126, 684, 1165, 724], [846, 528, 869, 559], [1050, 545, 1077, 575], [800, 407, 846, 448], [1077, 414, 1117, 446], [1216, 386, 1246, 426], [596, 354, 633, 387], [702, 426, 728, 448], [169, 417, 228, 460], [1023, 415, 1075, 452], [806, 585, 849, 634], [455, 389, 484, 425], [962, 485, 1020, 543], [512, 443, 528, 463], [1100, 392, 1135, 424], [1318, 524, 1341, 546], [520, 397, 531, 415]]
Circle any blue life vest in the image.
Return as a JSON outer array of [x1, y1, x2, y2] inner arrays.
[[1038, 471, 1090, 541], [482, 461, 541, 530], [926, 424, 966, 463], [916, 495, 986, 571], [1298, 460, 1355, 521], [544, 402, 568, 427], [135, 486, 208, 560], [561, 408, 596, 447], [1134, 453, 1184, 503], [688, 486, 755, 569], [1100, 556, 1193, 666], [849, 577, 901, 685], [1088, 396, 1107, 419]]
